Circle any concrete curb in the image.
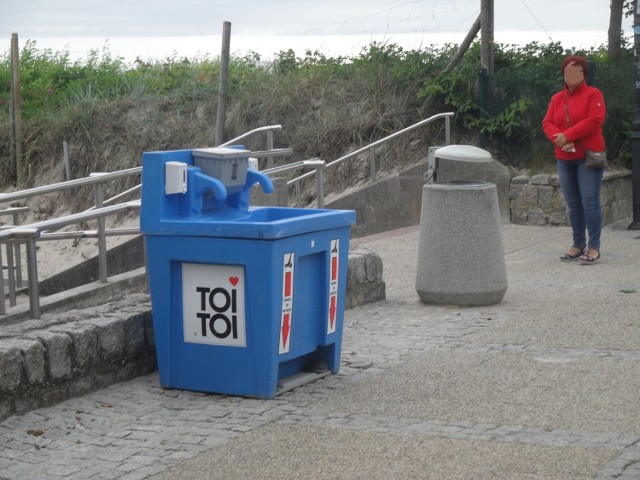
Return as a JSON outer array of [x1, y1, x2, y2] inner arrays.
[[346, 246, 385, 309]]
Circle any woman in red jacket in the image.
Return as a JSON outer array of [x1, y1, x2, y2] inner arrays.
[[542, 54, 606, 264]]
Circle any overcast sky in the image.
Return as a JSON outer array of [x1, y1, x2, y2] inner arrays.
[[1, 0, 633, 62]]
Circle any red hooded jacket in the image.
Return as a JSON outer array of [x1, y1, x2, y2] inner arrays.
[[542, 81, 606, 160]]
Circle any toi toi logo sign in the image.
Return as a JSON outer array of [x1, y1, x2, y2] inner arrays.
[[182, 263, 246, 347]]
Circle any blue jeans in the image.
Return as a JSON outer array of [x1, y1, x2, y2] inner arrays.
[[556, 159, 604, 250]]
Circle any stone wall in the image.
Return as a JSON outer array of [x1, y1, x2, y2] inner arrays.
[[0, 249, 385, 421], [0, 295, 157, 421], [510, 169, 632, 226], [346, 246, 385, 308]]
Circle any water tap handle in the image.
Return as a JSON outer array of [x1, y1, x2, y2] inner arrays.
[[189, 169, 227, 215], [226, 169, 274, 210], [246, 169, 274, 194]]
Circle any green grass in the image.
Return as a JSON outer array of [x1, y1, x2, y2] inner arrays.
[[0, 39, 634, 191]]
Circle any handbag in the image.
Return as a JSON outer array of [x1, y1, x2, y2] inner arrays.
[[564, 92, 607, 169], [584, 149, 607, 169]]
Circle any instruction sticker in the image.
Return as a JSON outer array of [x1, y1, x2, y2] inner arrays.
[[279, 253, 295, 354], [182, 263, 246, 347], [327, 239, 339, 335]]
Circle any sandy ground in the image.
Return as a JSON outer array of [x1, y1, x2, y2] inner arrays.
[[42, 214, 139, 279]]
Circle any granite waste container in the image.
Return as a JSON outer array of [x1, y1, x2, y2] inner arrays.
[[415, 145, 508, 306], [141, 146, 355, 398]]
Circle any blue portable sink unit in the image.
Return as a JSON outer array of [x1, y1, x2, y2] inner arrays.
[[140, 148, 355, 398]]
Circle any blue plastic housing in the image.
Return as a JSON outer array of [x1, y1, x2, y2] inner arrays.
[[140, 148, 355, 398]]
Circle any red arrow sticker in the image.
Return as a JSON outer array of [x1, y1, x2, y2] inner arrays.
[[281, 313, 291, 351], [331, 256, 338, 281], [329, 295, 336, 331], [279, 253, 294, 354], [327, 239, 339, 334], [284, 271, 292, 297]]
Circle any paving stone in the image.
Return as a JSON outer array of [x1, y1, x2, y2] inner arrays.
[[0, 224, 638, 479], [0, 340, 26, 392]]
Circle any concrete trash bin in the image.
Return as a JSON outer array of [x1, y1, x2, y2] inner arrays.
[[415, 145, 507, 306]]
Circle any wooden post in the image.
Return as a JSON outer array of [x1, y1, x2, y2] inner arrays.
[[629, 0, 640, 230], [10, 33, 23, 185], [63, 141, 71, 181], [480, 0, 494, 74], [445, 14, 481, 73], [215, 21, 231, 146]]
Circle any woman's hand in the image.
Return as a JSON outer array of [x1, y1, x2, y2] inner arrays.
[[553, 133, 568, 147], [561, 142, 576, 152]]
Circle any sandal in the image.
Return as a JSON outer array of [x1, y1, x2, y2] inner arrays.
[[580, 248, 601, 265], [560, 246, 585, 262]]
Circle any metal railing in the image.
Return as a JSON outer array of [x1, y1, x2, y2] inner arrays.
[[0, 168, 143, 293], [0, 201, 141, 318], [289, 112, 454, 207], [263, 159, 327, 208], [0, 167, 143, 318], [220, 124, 293, 169], [0, 117, 452, 320], [0, 125, 291, 320]]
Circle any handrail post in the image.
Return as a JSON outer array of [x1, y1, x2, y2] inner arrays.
[[445, 115, 451, 145], [5, 242, 16, 307], [370, 147, 377, 182], [0, 243, 5, 315], [25, 237, 40, 319], [12, 212, 22, 287], [315, 165, 325, 209], [93, 177, 108, 283], [267, 131, 275, 169], [295, 182, 302, 208]]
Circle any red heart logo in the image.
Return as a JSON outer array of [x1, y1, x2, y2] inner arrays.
[[229, 277, 239, 286]]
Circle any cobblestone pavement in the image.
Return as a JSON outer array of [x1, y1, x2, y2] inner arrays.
[[1, 223, 639, 479]]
